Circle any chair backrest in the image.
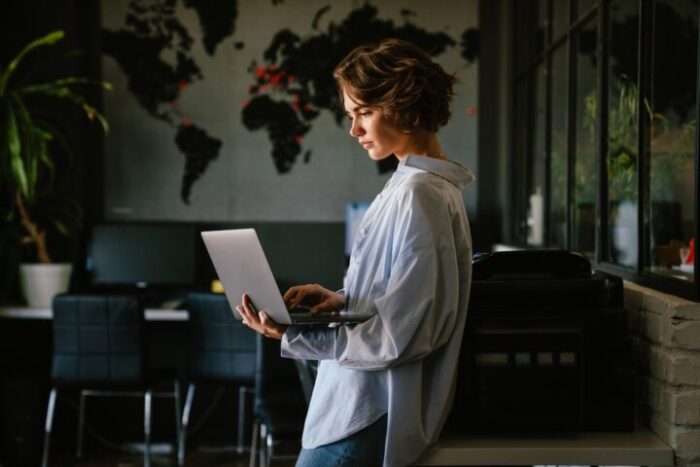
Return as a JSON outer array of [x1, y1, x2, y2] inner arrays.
[[254, 333, 306, 411], [186, 292, 255, 382], [51, 294, 144, 387]]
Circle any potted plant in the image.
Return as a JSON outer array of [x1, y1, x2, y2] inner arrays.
[[581, 77, 694, 266], [0, 30, 110, 307]]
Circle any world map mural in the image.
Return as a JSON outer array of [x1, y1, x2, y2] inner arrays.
[[101, 0, 478, 221]]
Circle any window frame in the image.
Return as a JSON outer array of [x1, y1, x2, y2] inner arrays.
[[509, 0, 700, 300]]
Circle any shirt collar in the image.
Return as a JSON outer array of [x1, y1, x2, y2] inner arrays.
[[397, 155, 475, 190]]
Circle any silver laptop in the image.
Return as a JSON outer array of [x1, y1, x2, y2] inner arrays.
[[201, 229, 374, 325]]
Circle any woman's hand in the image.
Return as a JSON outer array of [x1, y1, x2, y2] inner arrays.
[[283, 284, 346, 314], [236, 293, 288, 340]]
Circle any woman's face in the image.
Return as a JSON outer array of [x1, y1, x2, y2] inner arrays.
[[342, 89, 410, 160]]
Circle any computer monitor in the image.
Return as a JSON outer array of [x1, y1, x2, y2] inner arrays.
[[87, 224, 196, 288]]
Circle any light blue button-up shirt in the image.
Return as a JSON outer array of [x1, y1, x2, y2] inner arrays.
[[281, 155, 474, 466]]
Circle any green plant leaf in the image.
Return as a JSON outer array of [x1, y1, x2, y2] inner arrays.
[[10, 91, 67, 189], [19, 84, 110, 133], [36, 195, 83, 238], [35, 120, 69, 167], [0, 30, 108, 263], [0, 30, 65, 95], [8, 92, 49, 201], [20, 77, 113, 93], [52, 219, 69, 236], [6, 107, 29, 198]]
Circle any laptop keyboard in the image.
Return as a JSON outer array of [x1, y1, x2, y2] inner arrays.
[[289, 312, 339, 323], [288, 311, 374, 324]]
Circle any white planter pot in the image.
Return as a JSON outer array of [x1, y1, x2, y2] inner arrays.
[[19, 263, 73, 308]]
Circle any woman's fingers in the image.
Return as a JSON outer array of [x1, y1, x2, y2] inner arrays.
[[236, 303, 257, 327], [238, 294, 260, 325], [284, 286, 308, 308], [283, 284, 338, 310], [309, 299, 333, 315], [285, 286, 311, 308], [259, 311, 277, 329], [237, 294, 287, 340], [282, 286, 299, 303]]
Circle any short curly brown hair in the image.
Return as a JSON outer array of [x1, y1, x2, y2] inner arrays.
[[333, 38, 457, 133]]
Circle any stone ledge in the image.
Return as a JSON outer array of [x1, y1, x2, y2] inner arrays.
[[650, 413, 700, 465], [649, 345, 700, 387], [671, 320, 700, 350], [630, 337, 700, 383], [624, 281, 700, 466], [625, 282, 700, 350], [624, 281, 700, 320], [646, 377, 700, 426], [675, 430, 700, 464], [676, 390, 700, 426]]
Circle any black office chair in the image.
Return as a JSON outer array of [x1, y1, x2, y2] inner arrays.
[[178, 292, 256, 466], [42, 294, 181, 467], [249, 333, 307, 467]]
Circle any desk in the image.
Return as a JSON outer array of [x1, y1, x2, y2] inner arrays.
[[0, 306, 189, 321], [416, 428, 673, 466]]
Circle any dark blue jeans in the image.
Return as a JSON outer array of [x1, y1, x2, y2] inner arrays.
[[295, 414, 387, 467]]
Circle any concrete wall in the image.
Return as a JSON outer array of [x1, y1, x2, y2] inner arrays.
[[626, 281, 700, 466]]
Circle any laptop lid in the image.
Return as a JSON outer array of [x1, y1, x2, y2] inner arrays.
[[201, 229, 373, 326]]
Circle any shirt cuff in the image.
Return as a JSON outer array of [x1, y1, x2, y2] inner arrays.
[[281, 326, 337, 360], [335, 288, 348, 310]]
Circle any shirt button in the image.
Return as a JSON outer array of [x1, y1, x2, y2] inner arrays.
[[378, 194, 383, 199], [360, 228, 367, 236], [355, 258, 361, 265]]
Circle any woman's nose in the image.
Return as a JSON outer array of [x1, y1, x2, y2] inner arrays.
[[349, 119, 363, 137]]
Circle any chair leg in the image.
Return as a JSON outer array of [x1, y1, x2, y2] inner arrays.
[[265, 430, 273, 467], [179, 383, 195, 467], [173, 380, 182, 462], [144, 389, 152, 467], [76, 390, 86, 458], [41, 387, 57, 467], [249, 419, 260, 467], [259, 423, 267, 467], [237, 386, 248, 454]]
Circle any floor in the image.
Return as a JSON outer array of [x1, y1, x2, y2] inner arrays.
[[50, 446, 297, 467]]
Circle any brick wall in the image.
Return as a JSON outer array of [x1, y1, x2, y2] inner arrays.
[[625, 281, 700, 466]]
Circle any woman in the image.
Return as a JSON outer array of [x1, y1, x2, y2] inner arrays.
[[237, 38, 474, 467]]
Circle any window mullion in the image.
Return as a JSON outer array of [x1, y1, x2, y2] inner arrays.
[[694, 3, 700, 297], [596, 0, 610, 264], [567, 0, 578, 250], [637, 0, 653, 273], [544, 0, 554, 245]]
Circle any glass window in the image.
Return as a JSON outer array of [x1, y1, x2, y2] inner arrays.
[[608, 0, 639, 267], [646, 0, 697, 282], [553, 0, 570, 42], [515, 0, 544, 74], [510, 0, 699, 299], [550, 45, 569, 248], [514, 78, 531, 243], [579, 0, 597, 19], [574, 19, 598, 258], [540, 0, 550, 45], [527, 63, 548, 246], [536, 0, 548, 53]]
